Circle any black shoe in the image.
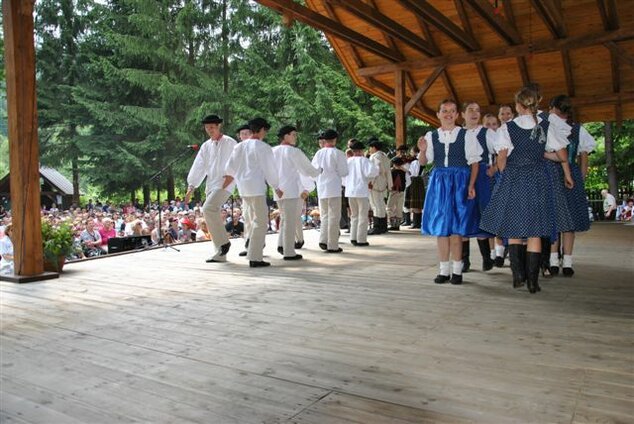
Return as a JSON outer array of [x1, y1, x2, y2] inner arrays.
[[277, 246, 284, 255], [350, 240, 358, 246], [526, 252, 542, 294], [326, 248, 343, 253], [450, 274, 463, 285], [494, 256, 504, 267], [294, 241, 304, 249], [482, 258, 494, 271], [238, 250, 247, 257], [220, 242, 231, 256], [434, 275, 450, 284], [283, 254, 303, 261], [249, 261, 270, 268], [356, 242, 369, 246], [319, 243, 328, 251], [549, 266, 560, 276], [562, 267, 574, 277]]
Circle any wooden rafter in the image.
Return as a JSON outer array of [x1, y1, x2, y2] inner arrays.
[[464, 0, 522, 45], [254, 0, 403, 62], [356, 27, 634, 76], [596, 0, 620, 31], [398, 0, 479, 51], [405, 66, 445, 114], [530, 0, 566, 39], [327, 0, 439, 57], [561, 49, 575, 97], [605, 41, 634, 68], [517, 57, 530, 86], [609, 45, 620, 93]]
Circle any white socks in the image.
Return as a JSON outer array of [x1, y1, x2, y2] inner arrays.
[[562, 255, 573, 268], [490, 249, 496, 260], [550, 252, 559, 267], [439, 261, 450, 276], [452, 260, 463, 276], [495, 245, 505, 258]]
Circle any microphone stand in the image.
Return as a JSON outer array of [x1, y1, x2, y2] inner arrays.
[[146, 147, 197, 252]]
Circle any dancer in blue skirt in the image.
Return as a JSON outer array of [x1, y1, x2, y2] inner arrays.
[[417, 99, 483, 285], [480, 87, 573, 293], [462, 101, 497, 272], [546, 95, 596, 276]]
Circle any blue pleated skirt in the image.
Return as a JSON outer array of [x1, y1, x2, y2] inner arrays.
[[422, 167, 480, 237], [561, 163, 591, 232], [480, 161, 557, 239]]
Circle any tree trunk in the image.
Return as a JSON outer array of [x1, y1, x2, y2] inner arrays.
[[130, 190, 135, 205], [166, 167, 175, 201], [222, 0, 229, 122], [604, 121, 618, 195], [71, 156, 80, 206], [142, 184, 151, 208]]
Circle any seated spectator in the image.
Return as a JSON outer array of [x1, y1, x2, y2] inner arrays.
[[99, 218, 116, 252], [196, 219, 212, 241], [0, 224, 14, 275], [80, 220, 105, 257], [130, 220, 144, 236], [621, 199, 634, 222], [225, 212, 245, 238]]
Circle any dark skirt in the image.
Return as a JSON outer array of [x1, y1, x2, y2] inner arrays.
[[422, 167, 480, 237], [561, 163, 591, 232], [474, 163, 495, 237], [406, 176, 425, 210], [544, 160, 576, 233], [480, 161, 557, 239]]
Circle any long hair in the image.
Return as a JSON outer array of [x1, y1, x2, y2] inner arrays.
[[515, 86, 545, 143]]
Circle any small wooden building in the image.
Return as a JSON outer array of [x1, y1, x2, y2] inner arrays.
[[0, 166, 76, 211]]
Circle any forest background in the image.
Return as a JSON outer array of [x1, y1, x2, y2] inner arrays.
[[0, 0, 632, 206]]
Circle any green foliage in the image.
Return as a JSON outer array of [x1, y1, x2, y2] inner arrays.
[[584, 121, 634, 191], [41, 220, 75, 261]]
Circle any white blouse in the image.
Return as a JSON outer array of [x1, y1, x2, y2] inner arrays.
[[495, 114, 570, 157], [423, 127, 483, 166], [578, 126, 597, 154], [464, 125, 496, 166]]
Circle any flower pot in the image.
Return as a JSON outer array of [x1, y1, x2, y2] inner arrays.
[[43, 255, 65, 273]]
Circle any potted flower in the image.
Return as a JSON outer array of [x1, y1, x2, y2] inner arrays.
[[41, 220, 74, 272]]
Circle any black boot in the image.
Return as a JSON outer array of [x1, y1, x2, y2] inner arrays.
[[401, 213, 411, 226], [368, 217, 381, 235], [380, 217, 389, 233], [526, 252, 542, 294], [508, 244, 526, 288], [520, 244, 528, 283], [411, 212, 422, 229], [477, 239, 494, 271], [462, 239, 471, 273], [388, 217, 400, 231], [540, 237, 552, 277]]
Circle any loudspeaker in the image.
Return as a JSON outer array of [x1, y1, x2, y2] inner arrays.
[[108, 235, 151, 253]]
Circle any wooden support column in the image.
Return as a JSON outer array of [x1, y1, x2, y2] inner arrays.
[[2, 0, 55, 281], [394, 69, 406, 147]]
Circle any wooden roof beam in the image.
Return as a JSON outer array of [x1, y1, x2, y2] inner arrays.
[[398, 0, 479, 51], [529, 0, 566, 39], [464, 0, 522, 45], [356, 27, 634, 76], [327, 0, 439, 57], [605, 41, 634, 68], [254, 0, 403, 62], [596, 0, 620, 31], [561, 49, 575, 97], [405, 66, 445, 114]]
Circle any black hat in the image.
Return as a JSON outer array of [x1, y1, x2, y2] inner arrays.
[[368, 138, 383, 150], [236, 123, 250, 132], [321, 129, 338, 140], [248, 117, 271, 132], [277, 125, 297, 139], [349, 140, 365, 150], [201, 114, 223, 124]]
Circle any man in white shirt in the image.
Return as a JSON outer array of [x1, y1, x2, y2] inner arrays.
[[312, 129, 349, 253], [185, 114, 237, 263], [344, 140, 379, 246], [368, 139, 393, 235], [601, 189, 617, 220], [224, 117, 281, 267], [272, 125, 321, 260]]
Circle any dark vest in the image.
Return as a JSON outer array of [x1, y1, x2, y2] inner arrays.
[[432, 129, 468, 168]]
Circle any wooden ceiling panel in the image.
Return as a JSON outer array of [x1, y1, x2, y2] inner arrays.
[[270, 0, 634, 124]]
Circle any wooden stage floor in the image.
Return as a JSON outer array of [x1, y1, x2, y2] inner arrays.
[[1, 223, 632, 423]]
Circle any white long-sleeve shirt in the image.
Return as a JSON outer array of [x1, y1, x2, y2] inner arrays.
[[187, 135, 237, 195], [311, 147, 349, 199], [423, 127, 483, 166], [272, 145, 321, 201], [464, 125, 496, 166], [224, 138, 279, 197], [495, 115, 570, 156], [369, 151, 393, 191], [344, 156, 379, 198], [577, 125, 597, 154]]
